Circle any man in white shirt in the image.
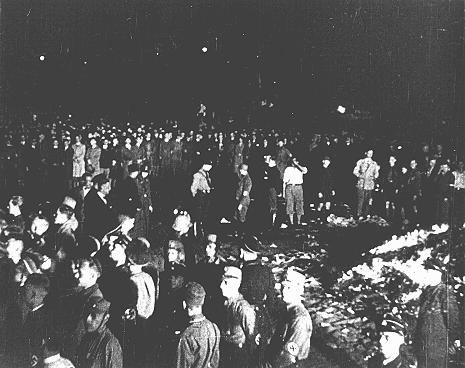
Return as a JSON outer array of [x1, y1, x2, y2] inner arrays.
[[283, 157, 308, 225]]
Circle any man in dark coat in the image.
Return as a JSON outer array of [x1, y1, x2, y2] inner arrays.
[[77, 296, 123, 368], [18, 273, 54, 368], [316, 156, 336, 219], [263, 156, 281, 228], [413, 266, 460, 368], [112, 163, 141, 223], [176, 282, 220, 368], [133, 165, 153, 239], [234, 164, 253, 230], [57, 257, 103, 364], [84, 175, 117, 241]]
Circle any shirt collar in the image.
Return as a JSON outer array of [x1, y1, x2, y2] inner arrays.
[[189, 314, 206, 324]]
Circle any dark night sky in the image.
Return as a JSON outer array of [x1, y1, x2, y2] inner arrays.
[[2, 0, 464, 128]]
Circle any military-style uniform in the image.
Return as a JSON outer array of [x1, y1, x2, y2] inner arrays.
[[176, 314, 220, 368], [220, 293, 256, 368], [267, 303, 312, 367], [266, 269, 312, 368], [368, 354, 412, 368], [234, 172, 252, 223]]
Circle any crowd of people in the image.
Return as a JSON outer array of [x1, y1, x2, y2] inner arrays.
[[0, 116, 463, 368]]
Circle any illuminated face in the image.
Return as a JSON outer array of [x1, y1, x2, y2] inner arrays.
[[167, 248, 179, 263], [76, 261, 97, 289], [220, 278, 240, 299], [379, 332, 403, 359], [55, 210, 68, 225], [109, 243, 126, 265], [205, 243, 216, 259], [366, 150, 374, 159], [410, 160, 417, 169], [281, 282, 302, 304], [85, 310, 106, 332], [389, 156, 396, 166]]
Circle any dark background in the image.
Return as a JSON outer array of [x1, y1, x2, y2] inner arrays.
[[0, 0, 463, 134]]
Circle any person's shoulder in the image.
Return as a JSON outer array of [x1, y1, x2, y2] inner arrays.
[[288, 303, 311, 319]]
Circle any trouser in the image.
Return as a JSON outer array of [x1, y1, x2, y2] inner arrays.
[[356, 188, 373, 217], [285, 185, 304, 215]]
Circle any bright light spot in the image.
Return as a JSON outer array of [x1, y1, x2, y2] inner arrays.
[[83, 60, 88, 65], [202, 47, 208, 53], [39, 55, 45, 61], [337, 105, 346, 114], [398, 145, 402, 150]]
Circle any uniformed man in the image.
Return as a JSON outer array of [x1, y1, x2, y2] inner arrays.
[[219, 266, 256, 368], [368, 314, 413, 368], [190, 159, 213, 237], [76, 296, 123, 368], [266, 268, 312, 368], [234, 164, 253, 231], [176, 282, 220, 368]]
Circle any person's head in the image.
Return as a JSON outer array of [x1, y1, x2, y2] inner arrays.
[[127, 238, 151, 267], [52, 138, 59, 148], [365, 149, 374, 159], [378, 315, 405, 360], [205, 234, 217, 259], [141, 165, 150, 178], [429, 158, 436, 168], [322, 157, 331, 168], [108, 240, 127, 267], [5, 235, 24, 263], [125, 137, 132, 146], [128, 163, 139, 178], [202, 162, 213, 172], [74, 258, 101, 289], [409, 159, 417, 169], [441, 162, 450, 173], [281, 268, 305, 305], [167, 240, 185, 264], [268, 156, 276, 167], [22, 273, 50, 309], [102, 139, 109, 150], [112, 137, 119, 146], [43, 335, 63, 360], [8, 195, 23, 215], [90, 138, 97, 148], [183, 282, 206, 316], [55, 204, 74, 225], [239, 164, 248, 176], [82, 173, 93, 189], [94, 175, 111, 197], [63, 137, 71, 147], [401, 166, 407, 174], [84, 296, 111, 332], [277, 139, 284, 147], [118, 214, 135, 235], [30, 216, 49, 236], [136, 136, 143, 145], [145, 132, 151, 141], [389, 156, 396, 166], [172, 213, 192, 235], [436, 144, 443, 153], [75, 135, 81, 143], [458, 161, 465, 171], [220, 266, 242, 299]]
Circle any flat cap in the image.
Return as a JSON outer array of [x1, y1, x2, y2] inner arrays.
[[379, 313, 405, 336], [84, 296, 111, 315]]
